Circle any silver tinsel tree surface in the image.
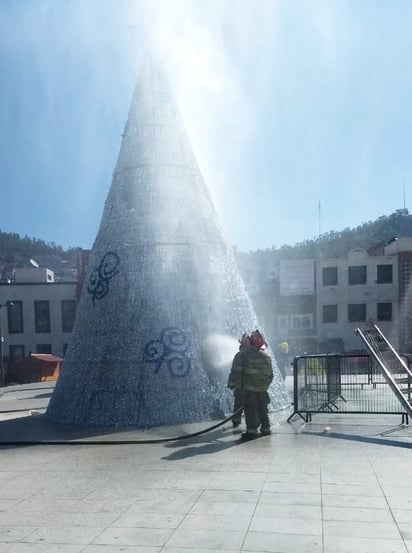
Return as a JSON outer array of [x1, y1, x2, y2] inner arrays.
[[46, 55, 290, 426]]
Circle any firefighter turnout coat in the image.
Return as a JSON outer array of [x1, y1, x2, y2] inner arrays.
[[228, 345, 273, 392]]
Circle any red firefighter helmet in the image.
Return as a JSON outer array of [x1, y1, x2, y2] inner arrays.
[[249, 330, 267, 349], [239, 333, 250, 347]]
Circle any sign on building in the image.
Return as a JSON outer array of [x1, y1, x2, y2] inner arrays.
[[280, 260, 315, 296]]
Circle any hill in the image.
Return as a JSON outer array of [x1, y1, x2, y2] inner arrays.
[[1, 209, 412, 281], [238, 209, 412, 261], [0, 230, 79, 282]]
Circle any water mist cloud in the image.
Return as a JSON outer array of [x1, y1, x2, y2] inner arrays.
[[137, 0, 256, 214]]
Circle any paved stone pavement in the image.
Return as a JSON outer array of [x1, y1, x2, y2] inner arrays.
[[1, 381, 412, 553]]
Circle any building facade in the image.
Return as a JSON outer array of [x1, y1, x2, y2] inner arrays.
[[316, 247, 399, 352], [238, 255, 318, 355], [385, 238, 412, 352], [237, 238, 412, 355], [2, 239, 411, 366], [0, 269, 76, 362]]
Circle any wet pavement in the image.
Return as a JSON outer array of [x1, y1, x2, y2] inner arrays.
[[0, 379, 412, 552]]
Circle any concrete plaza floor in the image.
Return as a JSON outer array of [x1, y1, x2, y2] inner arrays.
[[1, 380, 412, 553]]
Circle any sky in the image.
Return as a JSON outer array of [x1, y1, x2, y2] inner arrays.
[[0, 0, 411, 253]]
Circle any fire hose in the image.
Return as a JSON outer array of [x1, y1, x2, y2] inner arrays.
[[0, 408, 244, 446]]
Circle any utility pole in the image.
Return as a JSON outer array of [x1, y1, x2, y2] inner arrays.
[[0, 302, 13, 387], [0, 305, 5, 387], [318, 200, 321, 237], [0, 320, 3, 387], [403, 181, 406, 211]]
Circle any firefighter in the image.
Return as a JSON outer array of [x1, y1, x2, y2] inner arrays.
[[232, 329, 273, 440], [227, 333, 250, 428], [277, 341, 289, 380]]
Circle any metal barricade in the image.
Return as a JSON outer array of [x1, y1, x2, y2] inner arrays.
[[288, 354, 411, 423]]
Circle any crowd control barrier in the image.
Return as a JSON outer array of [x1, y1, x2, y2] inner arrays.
[[287, 354, 411, 424]]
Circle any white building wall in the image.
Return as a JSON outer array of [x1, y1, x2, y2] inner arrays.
[[0, 282, 76, 358], [14, 268, 55, 283], [317, 248, 399, 351]]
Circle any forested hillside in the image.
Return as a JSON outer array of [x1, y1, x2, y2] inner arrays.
[[1, 209, 411, 280], [239, 209, 412, 262], [0, 230, 78, 281], [0, 231, 65, 257]]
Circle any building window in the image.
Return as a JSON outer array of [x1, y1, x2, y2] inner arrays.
[[36, 344, 52, 354], [61, 300, 76, 333], [348, 303, 366, 322], [9, 345, 25, 361], [377, 302, 392, 321], [377, 264, 393, 284], [277, 315, 289, 333], [400, 259, 412, 344], [290, 314, 313, 330], [348, 266, 367, 285], [7, 301, 23, 333], [322, 304, 338, 323], [322, 267, 338, 286], [34, 301, 50, 333]]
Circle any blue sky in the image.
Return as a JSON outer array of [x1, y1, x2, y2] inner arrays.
[[1, 0, 411, 252]]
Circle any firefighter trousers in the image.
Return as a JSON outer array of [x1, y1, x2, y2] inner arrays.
[[243, 390, 270, 434], [232, 389, 244, 425]]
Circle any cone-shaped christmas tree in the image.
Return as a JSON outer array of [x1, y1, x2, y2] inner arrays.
[[46, 55, 289, 426]]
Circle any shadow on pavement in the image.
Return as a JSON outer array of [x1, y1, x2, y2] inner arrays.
[[161, 437, 242, 460], [17, 392, 53, 401], [0, 414, 237, 449], [303, 430, 412, 449], [0, 415, 148, 448]]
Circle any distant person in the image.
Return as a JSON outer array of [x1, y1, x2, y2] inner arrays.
[[231, 330, 273, 440], [277, 341, 289, 380], [227, 333, 250, 428]]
